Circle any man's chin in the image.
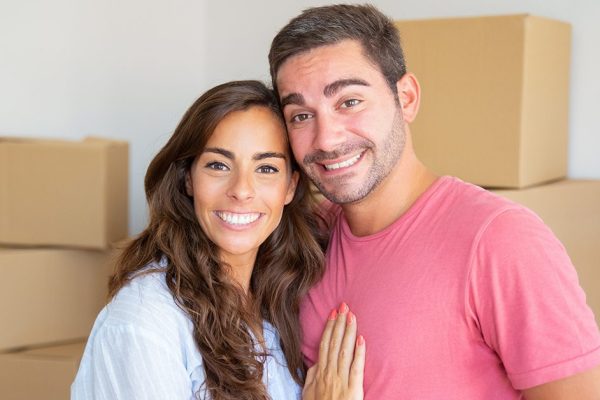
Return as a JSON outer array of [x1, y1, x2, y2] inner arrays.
[[317, 185, 370, 205]]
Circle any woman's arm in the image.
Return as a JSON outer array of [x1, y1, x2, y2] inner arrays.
[[303, 303, 366, 400]]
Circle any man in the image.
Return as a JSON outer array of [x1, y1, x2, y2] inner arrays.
[[268, 4, 600, 399]]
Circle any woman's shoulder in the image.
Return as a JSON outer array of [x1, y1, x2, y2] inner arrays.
[[73, 261, 206, 398], [98, 260, 189, 336], [81, 259, 204, 374]]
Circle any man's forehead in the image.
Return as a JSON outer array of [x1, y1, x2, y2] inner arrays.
[[275, 41, 376, 96]]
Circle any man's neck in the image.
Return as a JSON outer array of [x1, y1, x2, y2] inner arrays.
[[341, 144, 437, 237]]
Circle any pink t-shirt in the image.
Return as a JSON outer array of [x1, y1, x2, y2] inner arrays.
[[300, 176, 600, 399]]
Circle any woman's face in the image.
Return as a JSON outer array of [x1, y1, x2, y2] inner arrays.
[[187, 106, 298, 268]]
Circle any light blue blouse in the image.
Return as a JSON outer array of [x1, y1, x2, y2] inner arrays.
[[71, 263, 302, 399]]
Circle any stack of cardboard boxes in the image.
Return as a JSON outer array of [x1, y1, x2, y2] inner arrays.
[[396, 15, 600, 324], [0, 137, 128, 399]]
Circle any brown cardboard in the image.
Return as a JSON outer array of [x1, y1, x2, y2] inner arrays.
[[0, 136, 129, 249], [0, 341, 85, 400], [396, 15, 571, 188], [0, 248, 111, 351], [492, 180, 600, 323]]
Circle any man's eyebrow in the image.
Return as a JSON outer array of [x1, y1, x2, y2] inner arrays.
[[253, 152, 287, 161], [203, 147, 234, 159], [280, 79, 369, 109], [280, 93, 305, 109], [324, 78, 369, 97]]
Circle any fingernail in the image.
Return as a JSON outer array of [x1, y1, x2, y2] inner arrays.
[[328, 309, 338, 320], [357, 335, 365, 346], [338, 302, 348, 314], [347, 311, 354, 325]]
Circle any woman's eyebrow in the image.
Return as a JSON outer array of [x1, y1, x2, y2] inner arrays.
[[203, 148, 287, 161], [203, 147, 234, 159]]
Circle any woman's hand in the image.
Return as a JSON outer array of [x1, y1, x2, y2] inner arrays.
[[302, 303, 365, 400]]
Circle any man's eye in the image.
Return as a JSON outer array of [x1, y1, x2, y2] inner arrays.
[[206, 162, 229, 171], [257, 165, 279, 174], [341, 99, 361, 108], [290, 113, 312, 123]]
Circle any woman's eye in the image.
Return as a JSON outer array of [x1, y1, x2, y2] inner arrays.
[[257, 165, 279, 174], [290, 113, 312, 123], [341, 99, 361, 108], [205, 161, 229, 171]]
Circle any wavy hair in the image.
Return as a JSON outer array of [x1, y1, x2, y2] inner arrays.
[[108, 80, 326, 400]]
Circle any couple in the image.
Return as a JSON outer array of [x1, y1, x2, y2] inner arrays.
[[72, 4, 600, 399]]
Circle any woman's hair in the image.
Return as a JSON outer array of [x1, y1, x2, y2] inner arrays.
[[109, 80, 326, 400]]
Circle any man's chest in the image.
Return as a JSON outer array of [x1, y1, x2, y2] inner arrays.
[[301, 241, 513, 399]]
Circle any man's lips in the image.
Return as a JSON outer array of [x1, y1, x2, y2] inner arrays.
[[319, 150, 365, 171]]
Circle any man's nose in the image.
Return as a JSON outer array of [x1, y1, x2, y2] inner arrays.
[[313, 112, 346, 152]]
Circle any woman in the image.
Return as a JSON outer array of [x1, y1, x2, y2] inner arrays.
[[71, 80, 364, 399]]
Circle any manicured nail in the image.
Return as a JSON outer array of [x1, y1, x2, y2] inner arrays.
[[357, 335, 365, 346], [328, 309, 338, 320], [338, 302, 348, 314], [347, 311, 355, 325]]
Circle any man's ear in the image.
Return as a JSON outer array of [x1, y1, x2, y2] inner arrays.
[[285, 171, 299, 205], [396, 72, 421, 124], [185, 171, 193, 196]]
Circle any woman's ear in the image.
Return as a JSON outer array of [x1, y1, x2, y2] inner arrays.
[[285, 171, 299, 205]]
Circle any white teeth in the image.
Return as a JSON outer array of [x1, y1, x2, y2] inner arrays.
[[216, 211, 260, 225], [323, 152, 362, 171]]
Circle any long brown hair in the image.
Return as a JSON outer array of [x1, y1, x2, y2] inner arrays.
[[109, 80, 326, 399]]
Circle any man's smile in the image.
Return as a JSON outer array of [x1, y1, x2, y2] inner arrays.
[[321, 151, 365, 171]]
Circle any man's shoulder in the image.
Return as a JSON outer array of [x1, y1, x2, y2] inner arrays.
[[442, 176, 514, 206], [435, 176, 525, 220]]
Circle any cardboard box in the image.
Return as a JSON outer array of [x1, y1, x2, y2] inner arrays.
[[0, 248, 111, 351], [0, 341, 84, 400], [492, 180, 600, 322], [0, 136, 128, 249], [396, 15, 571, 188]]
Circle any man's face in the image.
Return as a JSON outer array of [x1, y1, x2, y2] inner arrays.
[[276, 40, 406, 204]]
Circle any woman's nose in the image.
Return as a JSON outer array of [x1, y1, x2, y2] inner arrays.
[[226, 171, 255, 201]]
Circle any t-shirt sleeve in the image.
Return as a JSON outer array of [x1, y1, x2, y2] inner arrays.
[[71, 323, 194, 400], [468, 207, 600, 389]]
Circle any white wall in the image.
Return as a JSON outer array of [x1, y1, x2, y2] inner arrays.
[[1, 0, 598, 235]]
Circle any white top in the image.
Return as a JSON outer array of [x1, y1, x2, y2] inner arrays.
[[71, 262, 302, 400]]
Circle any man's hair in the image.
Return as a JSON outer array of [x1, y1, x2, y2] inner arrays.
[[269, 4, 407, 96]]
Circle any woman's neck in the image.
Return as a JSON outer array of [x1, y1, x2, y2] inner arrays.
[[219, 252, 256, 294]]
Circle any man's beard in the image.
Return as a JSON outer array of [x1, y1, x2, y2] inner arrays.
[[305, 110, 406, 205]]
